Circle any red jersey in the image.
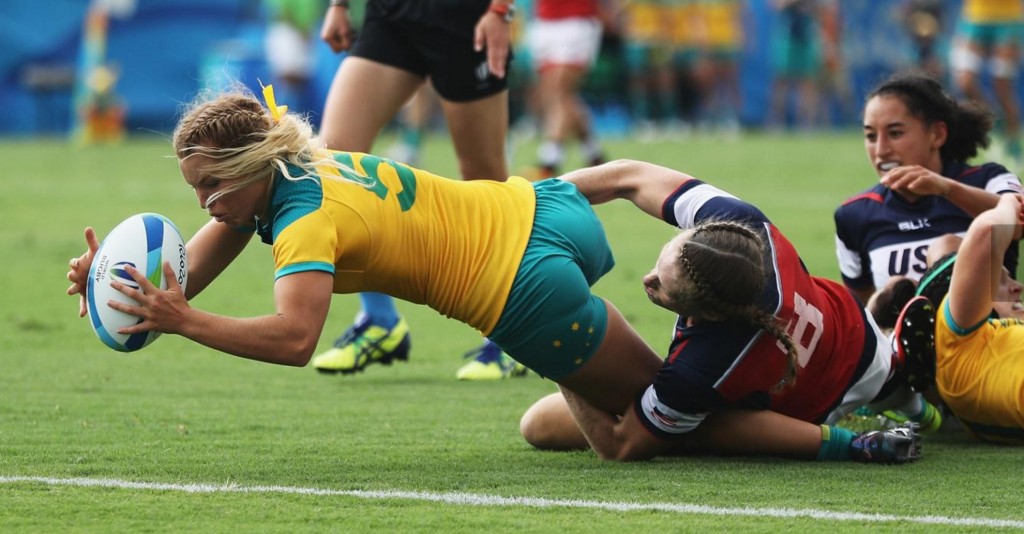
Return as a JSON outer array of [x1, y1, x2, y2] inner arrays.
[[636, 179, 879, 437], [536, 0, 599, 20]]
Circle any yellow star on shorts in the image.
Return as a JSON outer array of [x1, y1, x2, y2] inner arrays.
[[571, 322, 580, 331], [552, 340, 562, 348]]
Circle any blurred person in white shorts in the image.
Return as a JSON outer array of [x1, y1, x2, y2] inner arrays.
[[527, 0, 609, 178]]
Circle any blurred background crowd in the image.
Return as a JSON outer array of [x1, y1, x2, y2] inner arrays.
[[0, 0, 995, 143]]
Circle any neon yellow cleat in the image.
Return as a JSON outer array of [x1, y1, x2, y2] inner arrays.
[[312, 316, 410, 374], [882, 400, 943, 434], [455, 340, 528, 380]]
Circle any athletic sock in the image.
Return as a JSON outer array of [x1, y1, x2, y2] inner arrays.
[[400, 126, 423, 150], [817, 424, 856, 461], [582, 136, 604, 164], [890, 393, 925, 419], [359, 292, 399, 329], [537, 140, 564, 169]]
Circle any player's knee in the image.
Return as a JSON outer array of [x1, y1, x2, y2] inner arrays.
[[519, 403, 567, 449], [519, 406, 551, 449], [518, 394, 585, 450]]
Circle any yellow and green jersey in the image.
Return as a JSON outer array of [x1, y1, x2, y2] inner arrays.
[[961, 0, 1024, 23], [258, 151, 535, 336], [935, 295, 1024, 444]]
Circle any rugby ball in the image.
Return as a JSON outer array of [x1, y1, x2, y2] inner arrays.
[[86, 213, 188, 352]]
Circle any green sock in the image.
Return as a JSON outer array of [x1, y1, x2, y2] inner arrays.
[[817, 425, 856, 461], [400, 127, 423, 149]]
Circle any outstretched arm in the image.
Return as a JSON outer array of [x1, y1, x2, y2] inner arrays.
[[109, 264, 334, 366], [560, 159, 697, 221], [182, 220, 254, 299], [948, 194, 1024, 327], [556, 386, 822, 461]]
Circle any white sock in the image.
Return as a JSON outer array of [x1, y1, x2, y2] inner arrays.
[[537, 140, 564, 168]]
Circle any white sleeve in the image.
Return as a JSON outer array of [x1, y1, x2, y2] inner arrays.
[[671, 183, 739, 229], [835, 234, 863, 280], [985, 171, 1024, 195], [638, 385, 708, 436]]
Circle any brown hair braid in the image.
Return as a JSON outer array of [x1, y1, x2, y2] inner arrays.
[[676, 220, 799, 389]]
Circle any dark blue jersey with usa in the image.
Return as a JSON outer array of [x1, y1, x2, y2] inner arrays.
[[834, 161, 1022, 292], [634, 179, 879, 438]]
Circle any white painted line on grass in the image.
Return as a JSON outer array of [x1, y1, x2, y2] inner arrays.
[[3, 475, 1023, 529]]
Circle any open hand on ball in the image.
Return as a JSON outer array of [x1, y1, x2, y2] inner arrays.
[[66, 227, 100, 318], [108, 262, 190, 335]]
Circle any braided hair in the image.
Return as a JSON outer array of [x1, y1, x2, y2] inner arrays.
[[171, 88, 355, 209], [674, 220, 800, 389]]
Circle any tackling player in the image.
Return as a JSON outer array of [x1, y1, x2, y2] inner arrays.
[[519, 159, 926, 462]]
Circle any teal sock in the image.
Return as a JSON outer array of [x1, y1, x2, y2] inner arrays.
[[359, 292, 399, 329], [400, 126, 423, 149], [817, 425, 856, 461]]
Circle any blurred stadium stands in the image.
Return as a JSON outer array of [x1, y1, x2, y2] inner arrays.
[[0, 0, 973, 137]]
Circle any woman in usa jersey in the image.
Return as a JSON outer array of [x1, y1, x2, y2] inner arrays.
[[835, 73, 1023, 311], [521, 159, 926, 462]]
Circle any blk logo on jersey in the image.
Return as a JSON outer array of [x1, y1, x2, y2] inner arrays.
[[898, 218, 931, 232]]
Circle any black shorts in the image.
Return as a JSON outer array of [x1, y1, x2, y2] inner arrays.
[[349, 7, 511, 102]]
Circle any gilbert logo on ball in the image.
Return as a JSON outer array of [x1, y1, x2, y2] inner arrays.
[[109, 262, 141, 289], [86, 213, 188, 352]]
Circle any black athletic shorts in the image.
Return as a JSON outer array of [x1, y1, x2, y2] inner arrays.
[[349, 2, 511, 102]]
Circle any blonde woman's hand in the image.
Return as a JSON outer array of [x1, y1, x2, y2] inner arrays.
[[108, 262, 191, 336], [66, 227, 100, 318]]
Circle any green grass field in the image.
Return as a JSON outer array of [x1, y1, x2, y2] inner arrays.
[[3, 132, 1023, 532]]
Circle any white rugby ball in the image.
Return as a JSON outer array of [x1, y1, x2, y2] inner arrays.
[[86, 213, 188, 352]]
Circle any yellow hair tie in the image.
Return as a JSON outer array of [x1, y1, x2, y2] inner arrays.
[[259, 80, 288, 122]]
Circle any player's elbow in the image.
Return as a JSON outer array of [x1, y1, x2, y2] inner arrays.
[[603, 159, 659, 195], [278, 332, 320, 367]]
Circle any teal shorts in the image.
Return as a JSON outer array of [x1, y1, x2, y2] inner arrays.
[[957, 19, 1024, 47], [488, 179, 614, 379]]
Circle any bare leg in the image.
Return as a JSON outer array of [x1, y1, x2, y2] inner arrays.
[[554, 298, 664, 415], [320, 57, 425, 151], [520, 392, 589, 450], [520, 389, 823, 459], [683, 410, 822, 459], [440, 90, 509, 180]]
